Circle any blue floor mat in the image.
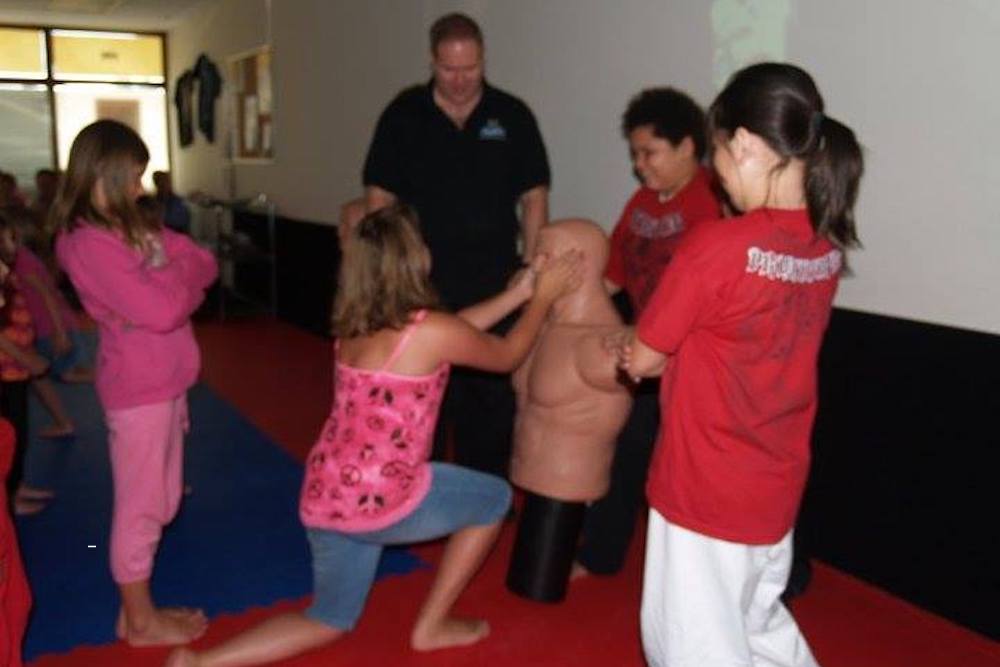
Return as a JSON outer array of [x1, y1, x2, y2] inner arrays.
[[16, 378, 425, 660]]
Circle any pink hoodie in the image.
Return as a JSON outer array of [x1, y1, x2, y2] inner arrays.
[[55, 221, 218, 410]]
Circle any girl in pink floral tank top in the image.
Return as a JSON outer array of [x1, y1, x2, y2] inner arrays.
[[171, 204, 581, 665], [301, 310, 449, 532]]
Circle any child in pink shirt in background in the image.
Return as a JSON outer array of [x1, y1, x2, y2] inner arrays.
[[0, 217, 86, 441], [0, 243, 54, 516], [52, 120, 218, 647]]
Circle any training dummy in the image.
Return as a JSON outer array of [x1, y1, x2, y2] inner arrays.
[[507, 219, 632, 602]]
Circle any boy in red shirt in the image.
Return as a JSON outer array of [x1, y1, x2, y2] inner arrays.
[[575, 88, 721, 577]]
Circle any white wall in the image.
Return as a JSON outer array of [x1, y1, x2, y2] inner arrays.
[[166, 0, 1000, 335]]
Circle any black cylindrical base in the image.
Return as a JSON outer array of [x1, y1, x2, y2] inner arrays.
[[506, 492, 585, 603]]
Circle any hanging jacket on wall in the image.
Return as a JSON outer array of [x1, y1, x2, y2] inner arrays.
[[174, 69, 196, 147], [194, 54, 222, 143]]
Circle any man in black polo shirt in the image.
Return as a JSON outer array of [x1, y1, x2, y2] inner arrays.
[[363, 12, 550, 478]]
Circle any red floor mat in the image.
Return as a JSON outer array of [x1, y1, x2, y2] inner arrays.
[[28, 318, 1000, 666]]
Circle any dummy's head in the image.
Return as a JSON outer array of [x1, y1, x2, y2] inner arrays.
[[337, 197, 366, 248], [331, 203, 439, 338], [534, 219, 608, 286]]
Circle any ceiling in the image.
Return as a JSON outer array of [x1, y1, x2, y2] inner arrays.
[[0, 0, 215, 30]]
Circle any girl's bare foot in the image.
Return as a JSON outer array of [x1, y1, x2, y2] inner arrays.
[[122, 607, 208, 647], [411, 616, 490, 651], [13, 497, 47, 516], [16, 486, 55, 501], [164, 648, 200, 667], [569, 561, 591, 581]]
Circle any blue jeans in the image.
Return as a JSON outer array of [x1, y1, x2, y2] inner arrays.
[[305, 463, 511, 630]]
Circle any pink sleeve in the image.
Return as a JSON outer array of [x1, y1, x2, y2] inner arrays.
[[161, 229, 219, 290], [57, 229, 204, 333]]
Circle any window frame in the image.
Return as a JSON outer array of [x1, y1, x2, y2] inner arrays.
[[0, 23, 171, 175]]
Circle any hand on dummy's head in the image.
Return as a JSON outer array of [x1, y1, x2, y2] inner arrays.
[[508, 265, 536, 303], [533, 249, 583, 303]]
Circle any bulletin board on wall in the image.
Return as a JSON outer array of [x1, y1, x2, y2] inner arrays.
[[229, 46, 273, 161]]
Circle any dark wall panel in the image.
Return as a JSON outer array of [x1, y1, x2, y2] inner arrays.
[[273, 216, 339, 337], [801, 308, 999, 639]]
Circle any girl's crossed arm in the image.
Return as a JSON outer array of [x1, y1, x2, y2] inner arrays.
[[160, 229, 218, 290], [59, 231, 205, 333]]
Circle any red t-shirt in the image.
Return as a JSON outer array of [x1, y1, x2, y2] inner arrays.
[[605, 168, 721, 315], [638, 208, 841, 544], [1, 417, 31, 667]]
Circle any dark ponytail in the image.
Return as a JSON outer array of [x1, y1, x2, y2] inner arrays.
[[806, 116, 862, 248], [709, 63, 863, 249]]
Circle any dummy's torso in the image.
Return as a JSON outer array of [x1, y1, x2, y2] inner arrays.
[[511, 320, 632, 501]]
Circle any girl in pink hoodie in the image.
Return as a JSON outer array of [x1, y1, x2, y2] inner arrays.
[[52, 120, 218, 647]]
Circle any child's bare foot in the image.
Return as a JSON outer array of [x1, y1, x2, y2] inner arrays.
[[13, 497, 48, 516], [411, 617, 490, 651], [164, 648, 201, 667], [122, 607, 208, 647], [569, 561, 591, 581], [39, 422, 75, 438], [17, 486, 55, 501]]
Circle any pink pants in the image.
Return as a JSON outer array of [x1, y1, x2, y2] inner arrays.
[[106, 396, 188, 584]]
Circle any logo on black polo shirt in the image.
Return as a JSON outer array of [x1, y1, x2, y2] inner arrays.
[[479, 118, 507, 141]]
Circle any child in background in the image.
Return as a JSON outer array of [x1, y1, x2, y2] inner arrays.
[[0, 253, 54, 516], [0, 214, 90, 440], [166, 204, 580, 666], [613, 63, 864, 667], [574, 87, 722, 579], [136, 194, 167, 229], [52, 119, 218, 646]]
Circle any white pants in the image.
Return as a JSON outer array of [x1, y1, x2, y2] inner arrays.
[[640, 510, 819, 667]]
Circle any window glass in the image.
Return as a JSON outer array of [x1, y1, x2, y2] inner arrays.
[[0, 27, 47, 79], [51, 30, 164, 83], [0, 84, 54, 198], [54, 83, 169, 188]]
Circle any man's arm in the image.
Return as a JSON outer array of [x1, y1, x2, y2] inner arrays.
[[518, 185, 548, 259]]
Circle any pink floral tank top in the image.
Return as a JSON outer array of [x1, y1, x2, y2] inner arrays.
[[299, 311, 449, 533]]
